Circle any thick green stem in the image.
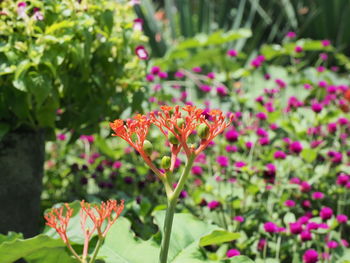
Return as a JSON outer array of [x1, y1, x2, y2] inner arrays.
[[159, 154, 195, 263]]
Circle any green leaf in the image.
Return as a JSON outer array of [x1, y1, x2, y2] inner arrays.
[[0, 122, 10, 141], [199, 230, 240, 247], [0, 234, 75, 263], [99, 212, 223, 263], [228, 256, 255, 263], [98, 217, 159, 263], [301, 148, 317, 163]]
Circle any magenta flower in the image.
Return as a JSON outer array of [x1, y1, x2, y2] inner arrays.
[[235, 161, 246, 168], [337, 214, 348, 224], [286, 31, 296, 38], [225, 129, 239, 142], [312, 192, 324, 200], [256, 128, 268, 137], [233, 216, 244, 223], [146, 74, 155, 82], [289, 222, 302, 234], [290, 141, 303, 154], [227, 49, 238, 57], [207, 200, 221, 210], [33, 7, 44, 21], [319, 53, 328, 60], [274, 151, 287, 159], [158, 71, 168, 79], [264, 222, 279, 233], [290, 177, 301, 184], [226, 145, 238, 153], [216, 86, 228, 96], [174, 71, 185, 78], [200, 85, 211, 93], [303, 249, 318, 263], [17, 2, 27, 18], [300, 231, 312, 242], [245, 141, 253, 149], [133, 18, 143, 31], [337, 173, 349, 186], [275, 79, 286, 88], [320, 207, 333, 220], [300, 181, 311, 192], [284, 200, 296, 207], [57, 133, 66, 141], [311, 102, 323, 113], [216, 156, 229, 167], [321, 39, 331, 47], [295, 46, 303, 53], [150, 66, 160, 75], [327, 241, 338, 249], [192, 67, 202, 73], [256, 112, 267, 120], [191, 166, 203, 176], [112, 161, 122, 169], [226, 249, 240, 258], [257, 239, 267, 251], [135, 45, 149, 60]]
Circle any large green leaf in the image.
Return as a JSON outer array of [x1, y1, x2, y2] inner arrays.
[[0, 234, 76, 263], [98, 217, 159, 263], [229, 256, 255, 263], [98, 212, 225, 263]]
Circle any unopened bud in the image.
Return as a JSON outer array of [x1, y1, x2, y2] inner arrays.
[[197, 123, 210, 139], [168, 132, 178, 144], [161, 156, 171, 169], [176, 118, 185, 133], [143, 140, 153, 155]]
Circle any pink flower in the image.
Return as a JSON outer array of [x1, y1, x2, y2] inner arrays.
[[337, 214, 348, 224], [226, 249, 240, 258], [191, 166, 203, 176], [285, 200, 296, 207], [312, 192, 324, 200], [295, 46, 303, 53], [274, 151, 287, 159], [327, 241, 338, 249], [256, 112, 267, 120], [133, 18, 143, 31], [300, 231, 312, 242], [303, 249, 318, 263], [57, 133, 66, 141], [264, 222, 279, 233], [207, 200, 221, 210], [200, 85, 211, 93], [235, 161, 246, 168], [226, 129, 239, 142], [192, 67, 202, 73], [216, 156, 229, 167], [216, 86, 228, 96], [135, 45, 149, 60], [290, 222, 302, 234], [311, 102, 323, 113], [290, 141, 303, 154], [286, 31, 296, 38], [290, 177, 301, 184], [227, 49, 238, 57], [321, 40, 331, 47], [175, 71, 185, 78], [33, 7, 44, 21], [257, 239, 267, 251], [320, 207, 333, 220], [233, 216, 244, 223], [300, 181, 311, 192]]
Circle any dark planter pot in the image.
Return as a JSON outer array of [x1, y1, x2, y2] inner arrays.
[[0, 129, 45, 238]]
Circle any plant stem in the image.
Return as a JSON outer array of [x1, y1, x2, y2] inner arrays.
[[89, 237, 104, 263], [159, 154, 195, 263]]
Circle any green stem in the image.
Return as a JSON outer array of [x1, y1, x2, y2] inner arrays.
[[159, 154, 195, 263], [89, 237, 104, 263]]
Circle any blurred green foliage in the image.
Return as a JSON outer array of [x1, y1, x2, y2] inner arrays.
[[0, 0, 147, 140]]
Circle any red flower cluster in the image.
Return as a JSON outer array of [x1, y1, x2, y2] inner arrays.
[[110, 105, 233, 178], [44, 200, 124, 261]]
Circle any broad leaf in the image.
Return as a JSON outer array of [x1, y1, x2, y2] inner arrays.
[[199, 230, 240, 247]]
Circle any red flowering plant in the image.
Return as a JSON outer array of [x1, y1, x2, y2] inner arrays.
[[44, 200, 124, 263], [110, 105, 233, 263]]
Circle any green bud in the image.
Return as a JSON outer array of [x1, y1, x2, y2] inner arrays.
[[176, 118, 185, 133], [161, 156, 171, 169], [197, 123, 210, 139], [143, 140, 153, 155], [168, 132, 178, 144]]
